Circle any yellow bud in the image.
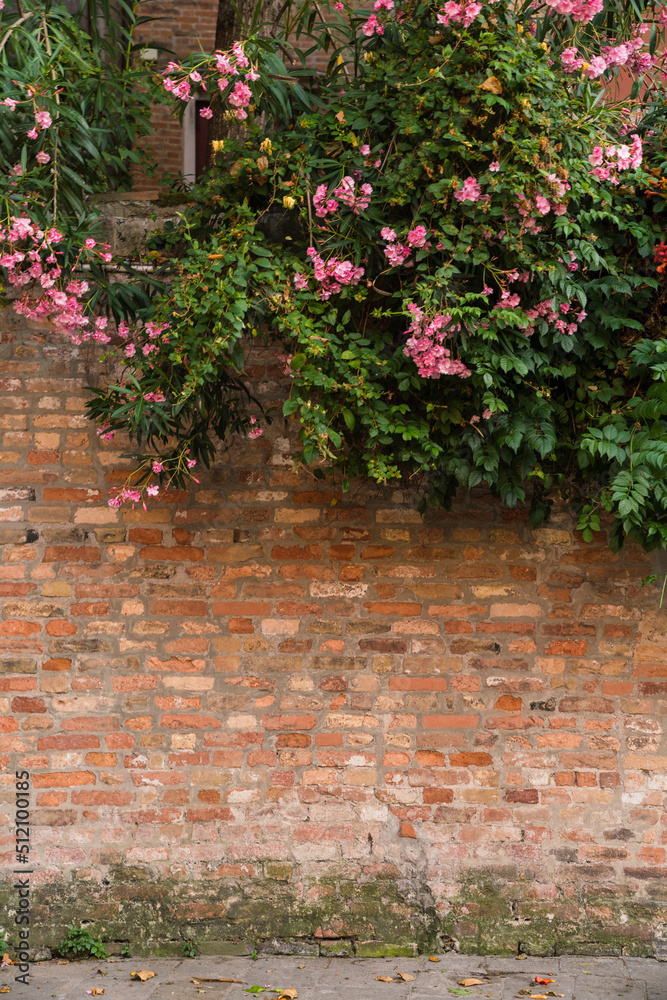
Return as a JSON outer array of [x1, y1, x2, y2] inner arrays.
[[282, 196, 296, 209], [211, 140, 224, 152], [260, 139, 273, 154]]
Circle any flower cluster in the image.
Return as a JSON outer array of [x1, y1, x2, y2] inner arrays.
[[381, 227, 413, 267], [402, 303, 471, 379], [361, 0, 397, 36], [162, 42, 258, 120], [313, 176, 373, 218], [588, 134, 643, 182], [304, 247, 364, 299], [437, 1, 484, 28], [545, 0, 604, 25], [117, 319, 171, 360], [561, 32, 653, 79], [0, 217, 115, 343]]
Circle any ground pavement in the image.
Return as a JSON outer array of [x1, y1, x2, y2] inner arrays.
[[2, 954, 665, 1000]]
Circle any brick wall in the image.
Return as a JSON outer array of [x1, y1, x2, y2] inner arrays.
[[134, 0, 219, 187], [1, 315, 667, 959]]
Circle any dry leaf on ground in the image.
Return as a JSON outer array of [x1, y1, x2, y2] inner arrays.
[[130, 970, 156, 982], [0, 988, 10, 993], [429, 957, 440, 962], [277, 991, 298, 1000], [87, 989, 105, 996], [534, 978, 554, 985], [397, 972, 416, 982], [1, 954, 12, 967], [376, 976, 394, 982], [459, 979, 485, 987], [529, 994, 548, 998]]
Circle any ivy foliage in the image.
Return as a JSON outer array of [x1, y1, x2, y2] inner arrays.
[[89, 1, 667, 550]]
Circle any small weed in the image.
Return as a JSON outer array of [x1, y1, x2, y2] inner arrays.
[[250, 948, 258, 961], [55, 926, 107, 960], [120, 944, 131, 958], [182, 938, 199, 958]]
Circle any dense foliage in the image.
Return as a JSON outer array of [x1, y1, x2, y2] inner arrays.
[[3, 0, 667, 551]]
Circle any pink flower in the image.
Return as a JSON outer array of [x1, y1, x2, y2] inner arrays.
[[588, 146, 604, 167], [463, 1, 483, 26], [152, 461, 164, 473], [535, 195, 550, 215], [362, 14, 384, 34], [2, 98, 17, 109], [35, 151, 50, 164], [560, 47, 583, 73], [470, 414, 480, 424], [199, 107, 213, 118], [384, 242, 411, 267], [187, 458, 197, 468], [190, 70, 202, 82], [482, 409, 492, 419], [26, 128, 38, 140], [454, 176, 481, 203], [407, 225, 429, 248], [334, 1, 344, 8], [374, 0, 394, 7], [381, 227, 397, 242], [229, 80, 252, 108], [489, 160, 500, 172], [84, 238, 96, 249], [360, 143, 371, 156], [437, 1, 463, 25], [146, 484, 160, 497], [583, 56, 606, 79], [293, 272, 309, 290], [35, 110, 52, 130]]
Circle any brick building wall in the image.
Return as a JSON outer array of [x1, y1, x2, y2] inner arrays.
[[134, 0, 219, 187], [1, 315, 667, 958]]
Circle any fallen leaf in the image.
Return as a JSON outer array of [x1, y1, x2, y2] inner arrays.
[[534, 978, 554, 985], [460, 979, 485, 987], [192, 980, 245, 985], [515, 955, 528, 961], [130, 971, 156, 982], [88, 989, 105, 996], [1, 954, 12, 967], [547, 994, 565, 997], [0, 989, 10, 994], [397, 973, 416, 982], [56, 960, 70, 965], [297, 966, 305, 970], [429, 957, 440, 962], [480, 75, 502, 94], [376, 976, 394, 982], [335, 111, 346, 123], [529, 994, 548, 998], [448, 990, 473, 997], [277, 991, 297, 1000]]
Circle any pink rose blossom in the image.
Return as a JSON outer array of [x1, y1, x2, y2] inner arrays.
[[199, 107, 213, 118]]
